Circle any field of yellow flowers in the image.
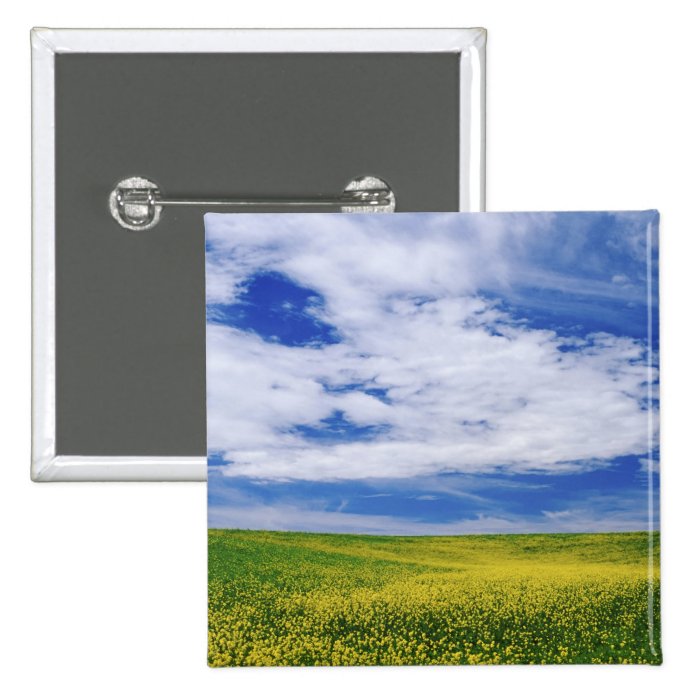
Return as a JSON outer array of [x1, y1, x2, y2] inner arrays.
[[208, 529, 660, 666]]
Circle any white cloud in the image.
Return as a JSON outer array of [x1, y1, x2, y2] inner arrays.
[[638, 457, 659, 474], [205, 213, 656, 482], [208, 499, 652, 536]]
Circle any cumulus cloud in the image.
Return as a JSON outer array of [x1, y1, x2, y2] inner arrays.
[[204, 212, 658, 484]]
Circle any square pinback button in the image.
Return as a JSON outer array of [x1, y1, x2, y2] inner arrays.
[[31, 28, 486, 481]]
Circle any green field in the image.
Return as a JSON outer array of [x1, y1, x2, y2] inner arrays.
[[208, 529, 661, 666]]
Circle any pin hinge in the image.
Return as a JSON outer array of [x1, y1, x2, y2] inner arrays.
[[109, 176, 395, 230]]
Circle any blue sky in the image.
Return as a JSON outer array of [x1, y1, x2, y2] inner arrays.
[[205, 212, 659, 534]]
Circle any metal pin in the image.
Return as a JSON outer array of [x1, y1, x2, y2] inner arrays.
[[109, 175, 395, 230]]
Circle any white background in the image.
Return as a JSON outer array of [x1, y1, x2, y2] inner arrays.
[[1, 1, 698, 698]]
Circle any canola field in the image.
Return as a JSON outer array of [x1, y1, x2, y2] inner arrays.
[[208, 529, 661, 666]]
